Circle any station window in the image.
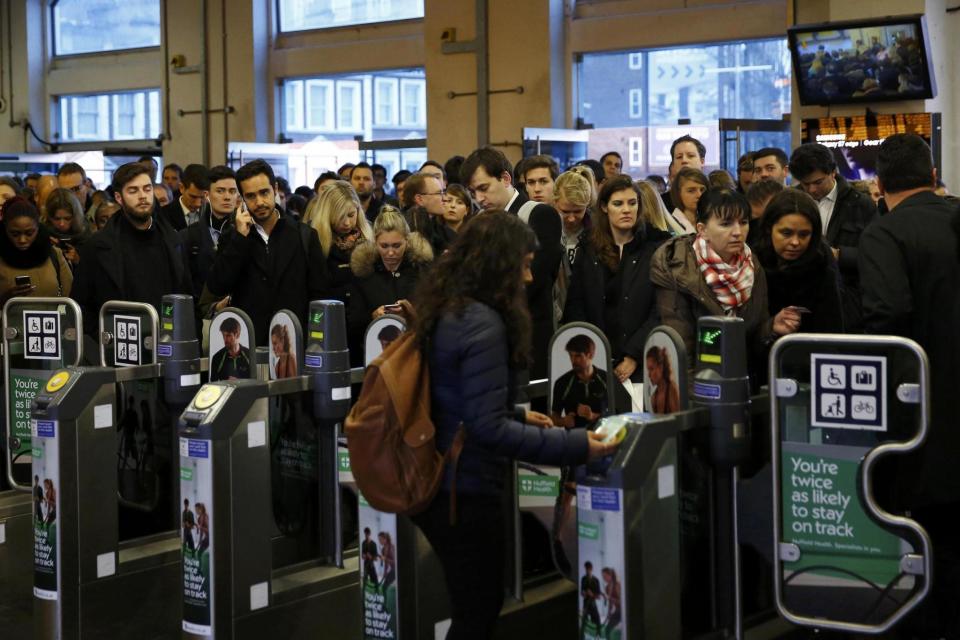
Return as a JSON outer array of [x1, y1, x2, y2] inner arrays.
[[280, 69, 426, 142], [577, 38, 791, 128], [58, 89, 161, 142], [278, 0, 424, 32], [628, 137, 643, 167], [52, 0, 161, 56]]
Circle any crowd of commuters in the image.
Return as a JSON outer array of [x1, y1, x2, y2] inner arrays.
[[1, 130, 958, 638]]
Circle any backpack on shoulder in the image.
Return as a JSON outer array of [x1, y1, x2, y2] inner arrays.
[[344, 330, 465, 516]]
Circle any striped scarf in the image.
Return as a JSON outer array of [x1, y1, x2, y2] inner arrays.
[[693, 235, 754, 314]]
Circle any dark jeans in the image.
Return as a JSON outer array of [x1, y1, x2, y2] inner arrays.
[[413, 492, 505, 640]]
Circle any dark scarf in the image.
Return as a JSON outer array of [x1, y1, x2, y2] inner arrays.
[[334, 226, 363, 253], [0, 222, 53, 269]]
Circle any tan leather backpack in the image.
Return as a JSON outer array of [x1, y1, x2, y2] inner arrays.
[[344, 330, 464, 516]]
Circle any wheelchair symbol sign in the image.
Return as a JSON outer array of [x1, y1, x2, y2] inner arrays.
[[811, 354, 886, 431]]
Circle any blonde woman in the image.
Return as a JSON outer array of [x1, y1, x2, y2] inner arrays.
[[553, 170, 592, 270], [635, 179, 671, 233], [348, 206, 432, 352], [303, 180, 373, 302], [567, 164, 598, 209]]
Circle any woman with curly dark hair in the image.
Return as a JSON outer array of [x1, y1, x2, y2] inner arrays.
[[412, 211, 617, 639]]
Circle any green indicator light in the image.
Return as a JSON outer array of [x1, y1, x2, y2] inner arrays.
[[699, 329, 722, 346], [311, 311, 323, 324], [163, 304, 173, 317]]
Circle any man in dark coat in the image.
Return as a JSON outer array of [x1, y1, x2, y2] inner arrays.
[[461, 147, 562, 381], [204, 159, 329, 341], [71, 162, 192, 338], [180, 165, 238, 300], [160, 163, 210, 232], [790, 143, 878, 330], [858, 133, 960, 637]]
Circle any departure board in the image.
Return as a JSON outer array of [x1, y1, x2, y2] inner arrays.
[[800, 113, 937, 180]]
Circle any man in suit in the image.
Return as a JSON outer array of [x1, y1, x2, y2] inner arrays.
[[160, 163, 210, 231], [460, 146, 562, 381], [789, 143, 877, 330]]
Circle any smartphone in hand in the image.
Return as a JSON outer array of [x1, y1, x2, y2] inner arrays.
[[15, 275, 32, 287], [383, 303, 403, 314]]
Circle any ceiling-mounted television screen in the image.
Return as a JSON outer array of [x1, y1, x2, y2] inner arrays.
[[788, 14, 936, 106]]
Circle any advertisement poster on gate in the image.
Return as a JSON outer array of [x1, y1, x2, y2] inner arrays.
[[359, 493, 398, 640], [9, 370, 47, 462], [780, 441, 906, 586], [32, 419, 60, 600], [577, 486, 627, 640], [181, 438, 215, 635]]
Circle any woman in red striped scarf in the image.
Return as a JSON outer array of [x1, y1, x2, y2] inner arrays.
[[650, 189, 801, 374]]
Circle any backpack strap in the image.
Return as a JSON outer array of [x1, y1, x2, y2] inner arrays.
[[48, 248, 63, 296], [446, 423, 467, 526], [517, 200, 538, 225]]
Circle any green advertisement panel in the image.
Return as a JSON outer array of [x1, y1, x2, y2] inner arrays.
[[32, 419, 59, 601], [9, 370, 48, 459], [781, 442, 904, 585], [181, 438, 214, 636], [577, 486, 626, 640], [359, 493, 398, 640]]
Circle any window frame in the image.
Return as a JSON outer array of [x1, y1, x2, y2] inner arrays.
[[628, 88, 642, 120], [628, 52, 643, 70], [284, 80, 306, 131], [399, 78, 425, 128], [51, 0, 162, 58], [57, 89, 160, 143], [374, 77, 399, 127], [275, 0, 425, 35], [336, 80, 363, 132], [305, 79, 335, 131]]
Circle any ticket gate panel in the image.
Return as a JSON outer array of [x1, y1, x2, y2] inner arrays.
[[770, 335, 931, 634], [0, 490, 35, 638]]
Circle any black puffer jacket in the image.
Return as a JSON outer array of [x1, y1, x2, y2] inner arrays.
[[347, 232, 432, 349]]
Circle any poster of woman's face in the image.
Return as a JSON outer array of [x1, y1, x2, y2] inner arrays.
[[268, 311, 300, 380], [549, 325, 612, 430], [208, 312, 253, 382], [643, 331, 683, 415], [364, 317, 406, 366]]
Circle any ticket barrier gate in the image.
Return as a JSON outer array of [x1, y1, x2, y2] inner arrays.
[[770, 334, 931, 635], [574, 317, 797, 640], [1, 298, 84, 638], [178, 301, 357, 639], [30, 294, 202, 638]]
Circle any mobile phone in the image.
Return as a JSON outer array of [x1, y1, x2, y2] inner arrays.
[[15, 275, 32, 287], [383, 303, 403, 313]]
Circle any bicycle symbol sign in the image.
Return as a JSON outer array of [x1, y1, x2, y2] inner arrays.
[[811, 354, 886, 431]]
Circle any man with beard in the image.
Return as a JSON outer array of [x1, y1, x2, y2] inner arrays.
[[204, 159, 328, 339], [351, 162, 384, 223], [71, 162, 191, 337]]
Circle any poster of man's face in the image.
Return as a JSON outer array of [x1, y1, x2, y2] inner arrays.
[[364, 317, 405, 367], [549, 326, 612, 431], [209, 312, 253, 382]]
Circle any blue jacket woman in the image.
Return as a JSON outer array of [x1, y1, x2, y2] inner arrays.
[[412, 211, 614, 638]]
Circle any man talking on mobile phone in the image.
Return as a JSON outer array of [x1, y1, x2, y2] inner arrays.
[[202, 159, 330, 340]]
